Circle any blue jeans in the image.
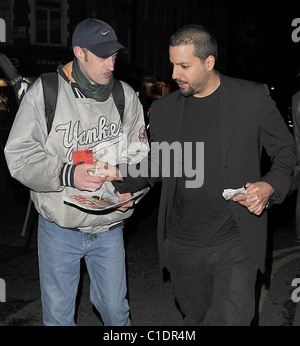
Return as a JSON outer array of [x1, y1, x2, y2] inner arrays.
[[38, 216, 130, 326]]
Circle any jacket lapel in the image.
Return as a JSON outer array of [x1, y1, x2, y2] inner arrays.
[[172, 92, 185, 180], [219, 74, 237, 167], [174, 92, 186, 143], [167, 92, 185, 191]]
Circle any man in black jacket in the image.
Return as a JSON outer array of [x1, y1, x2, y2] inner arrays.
[[96, 24, 295, 326]]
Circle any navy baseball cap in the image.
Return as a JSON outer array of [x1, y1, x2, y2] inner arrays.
[[72, 18, 127, 58]]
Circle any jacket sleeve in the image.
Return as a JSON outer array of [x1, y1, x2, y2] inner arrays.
[[259, 84, 296, 203], [118, 82, 149, 165], [4, 79, 65, 192], [112, 99, 162, 193]]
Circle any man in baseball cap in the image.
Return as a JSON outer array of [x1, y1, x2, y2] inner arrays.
[[5, 16, 149, 326], [72, 18, 127, 58]]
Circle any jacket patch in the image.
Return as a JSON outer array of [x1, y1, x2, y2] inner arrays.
[[139, 126, 148, 144]]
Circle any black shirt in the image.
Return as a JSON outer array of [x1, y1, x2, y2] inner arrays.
[[167, 85, 238, 246]]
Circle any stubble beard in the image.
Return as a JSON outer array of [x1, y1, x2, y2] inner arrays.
[[180, 84, 196, 97], [179, 73, 210, 97]]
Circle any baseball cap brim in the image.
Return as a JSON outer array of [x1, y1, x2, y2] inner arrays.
[[86, 41, 127, 58]]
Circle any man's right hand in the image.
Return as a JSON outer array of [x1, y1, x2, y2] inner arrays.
[[74, 163, 107, 192]]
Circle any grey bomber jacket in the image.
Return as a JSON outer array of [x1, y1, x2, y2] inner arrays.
[[4, 62, 149, 233]]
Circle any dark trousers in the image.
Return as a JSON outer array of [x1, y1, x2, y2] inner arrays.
[[164, 236, 258, 326]]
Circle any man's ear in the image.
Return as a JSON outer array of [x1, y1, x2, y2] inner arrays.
[[73, 46, 85, 62], [205, 55, 215, 71]]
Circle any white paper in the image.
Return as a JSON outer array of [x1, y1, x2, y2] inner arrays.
[[222, 187, 247, 200]]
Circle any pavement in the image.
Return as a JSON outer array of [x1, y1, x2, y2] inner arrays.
[[1, 173, 300, 329]]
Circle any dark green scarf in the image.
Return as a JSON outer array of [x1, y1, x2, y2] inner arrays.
[[71, 58, 114, 102]]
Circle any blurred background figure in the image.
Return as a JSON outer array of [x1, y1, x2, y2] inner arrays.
[[0, 53, 29, 203], [292, 68, 300, 242], [0, 53, 30, 104]]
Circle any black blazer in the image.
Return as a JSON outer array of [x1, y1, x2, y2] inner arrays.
[[116, 73, 296, 271]]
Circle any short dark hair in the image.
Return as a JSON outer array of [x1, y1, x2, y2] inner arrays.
[[170, 24, 218, 61]]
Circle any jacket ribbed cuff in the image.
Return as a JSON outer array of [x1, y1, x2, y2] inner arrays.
[[60, 163, 77, 187]]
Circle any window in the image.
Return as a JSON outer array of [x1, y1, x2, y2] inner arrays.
[[29, 0, 68, 46]]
